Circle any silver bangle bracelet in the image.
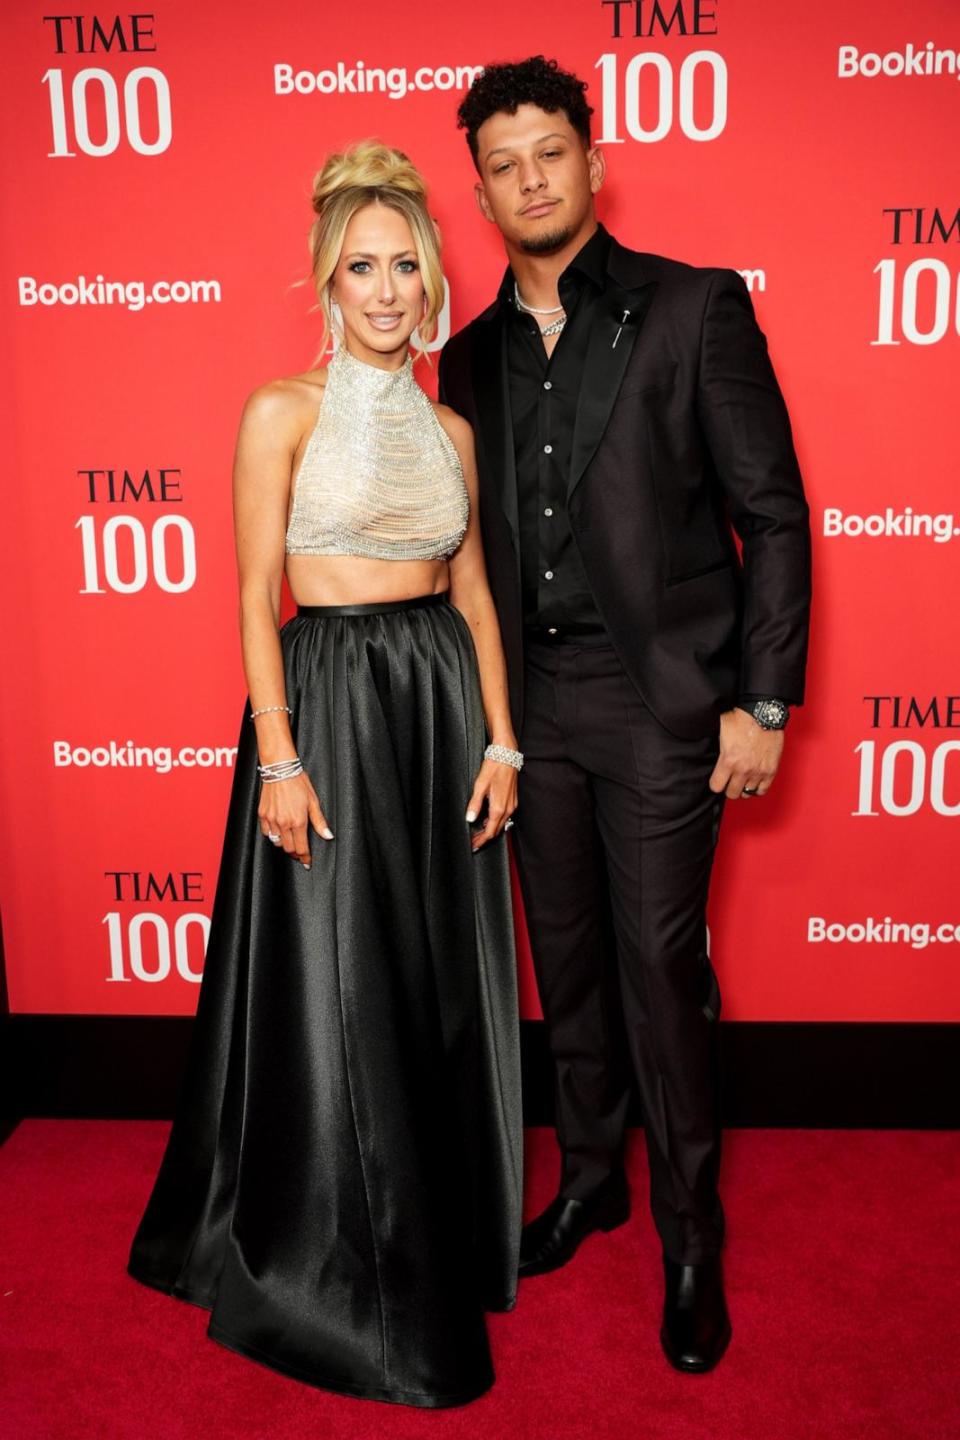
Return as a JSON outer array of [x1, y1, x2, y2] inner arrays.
[[484, 743, 524, 771], [257, 757, 303, 783]]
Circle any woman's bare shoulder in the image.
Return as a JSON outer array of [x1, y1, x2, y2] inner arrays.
[[431, 399, 475, 454], [240, 368, 329, 435]]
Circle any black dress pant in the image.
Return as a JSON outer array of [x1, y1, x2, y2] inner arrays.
[[512, 637, 726, 1265]]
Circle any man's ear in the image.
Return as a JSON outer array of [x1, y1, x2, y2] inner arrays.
[[475, 181, 495, 224], [587, 145, 606, 196]]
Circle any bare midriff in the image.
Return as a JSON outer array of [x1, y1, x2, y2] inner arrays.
[[284, 553, 450, 607]]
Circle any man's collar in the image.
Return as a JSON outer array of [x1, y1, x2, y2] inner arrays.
[[496, 221, 614, 308], [565, 220, 612, 289]]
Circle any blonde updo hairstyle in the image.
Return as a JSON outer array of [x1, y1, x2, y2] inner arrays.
[[309, 141, 444, 364]]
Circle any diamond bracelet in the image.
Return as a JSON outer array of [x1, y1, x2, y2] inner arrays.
[[257, 757, 303, 783], [484, 743, 524, 771]]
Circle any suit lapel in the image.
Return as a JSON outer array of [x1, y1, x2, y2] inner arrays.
[[471, 305, 520, 559], [568, 256, 659, 503]]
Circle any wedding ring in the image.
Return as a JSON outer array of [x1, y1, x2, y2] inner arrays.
[[266, 831, 282, 842], [742, 787, 758, 797]]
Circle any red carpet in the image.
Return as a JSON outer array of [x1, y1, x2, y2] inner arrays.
[[0, 1122, 957, 1440]]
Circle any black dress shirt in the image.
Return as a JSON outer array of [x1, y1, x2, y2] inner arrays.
[[502, 223, 612, 634]]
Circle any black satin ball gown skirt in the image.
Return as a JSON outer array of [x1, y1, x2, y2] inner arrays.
[[127, 592, 523, 1408]]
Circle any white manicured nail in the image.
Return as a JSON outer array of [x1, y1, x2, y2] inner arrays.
[[322, 827, 334, 840], [465, 810, 477, 823]]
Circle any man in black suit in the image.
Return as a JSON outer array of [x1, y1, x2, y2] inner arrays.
[[439, 56, 811, 1373]]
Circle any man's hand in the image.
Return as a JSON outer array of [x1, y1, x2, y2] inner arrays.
[[709, 708, 785, 799]]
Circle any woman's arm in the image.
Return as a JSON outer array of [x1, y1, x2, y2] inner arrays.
[[439, 405, 519, 851], [232, 382, 331, 864]]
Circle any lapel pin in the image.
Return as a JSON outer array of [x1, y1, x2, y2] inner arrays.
[[612, 309, 631, 349]]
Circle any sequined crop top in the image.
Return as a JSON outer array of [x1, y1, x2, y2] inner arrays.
[[284, 344, 469, 561]]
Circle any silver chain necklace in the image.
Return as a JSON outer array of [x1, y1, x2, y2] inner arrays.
[[514, 281, 567, 337]]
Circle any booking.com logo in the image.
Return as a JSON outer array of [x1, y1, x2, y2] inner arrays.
[[53, 740, 237, 772], [274, 60, 483, 100], [18, 275, 222, 311], [808, 916, 960, 949], [822, 507, 958, 542]]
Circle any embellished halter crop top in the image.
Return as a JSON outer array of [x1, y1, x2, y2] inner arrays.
[[284, 344, 469, 561]]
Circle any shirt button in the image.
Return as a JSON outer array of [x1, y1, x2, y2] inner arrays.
[[544, 570, 554, 580], [544, 507, 553, 517], [543, 381, 553, 390], [543, 444, 553, 454]]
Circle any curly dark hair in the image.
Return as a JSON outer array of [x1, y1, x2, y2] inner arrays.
[[456, 56, 594, 169]]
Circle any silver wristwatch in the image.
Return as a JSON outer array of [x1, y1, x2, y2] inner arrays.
[[740, 698, 790, 731]]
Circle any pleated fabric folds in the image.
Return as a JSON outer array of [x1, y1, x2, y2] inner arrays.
[[127, 593, 523, 1408]]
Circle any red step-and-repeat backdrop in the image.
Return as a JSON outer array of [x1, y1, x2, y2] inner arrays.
[[1, 2, 957, 1020]]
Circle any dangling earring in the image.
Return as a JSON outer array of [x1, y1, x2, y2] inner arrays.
[[328, 288, 343, 355]]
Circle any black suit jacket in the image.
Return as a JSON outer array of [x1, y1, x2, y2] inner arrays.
[[438, 237, 812, 741]]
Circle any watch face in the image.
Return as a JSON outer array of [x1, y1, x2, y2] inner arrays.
[[757, 699, 788, 729]]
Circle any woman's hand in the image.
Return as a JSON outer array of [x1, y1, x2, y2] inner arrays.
[[465, 757, 519, 852], [258, 770, 333, 868]]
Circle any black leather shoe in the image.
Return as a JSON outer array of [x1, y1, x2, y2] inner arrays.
[[518, 1173, 630, 1278], [660, 1255, 732, 1372]]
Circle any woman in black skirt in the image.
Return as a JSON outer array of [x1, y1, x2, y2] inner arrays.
[[127, 141, 523, 1408]]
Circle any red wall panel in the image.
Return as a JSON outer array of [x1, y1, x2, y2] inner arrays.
[[2, 1, 957, 1019]]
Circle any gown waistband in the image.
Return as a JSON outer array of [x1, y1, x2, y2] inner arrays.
[[296, 591, 449, 618]]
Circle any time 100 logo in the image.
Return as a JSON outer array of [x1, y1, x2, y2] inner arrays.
[[43, 67, 172, 156], [595, 50, 727, 144]]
